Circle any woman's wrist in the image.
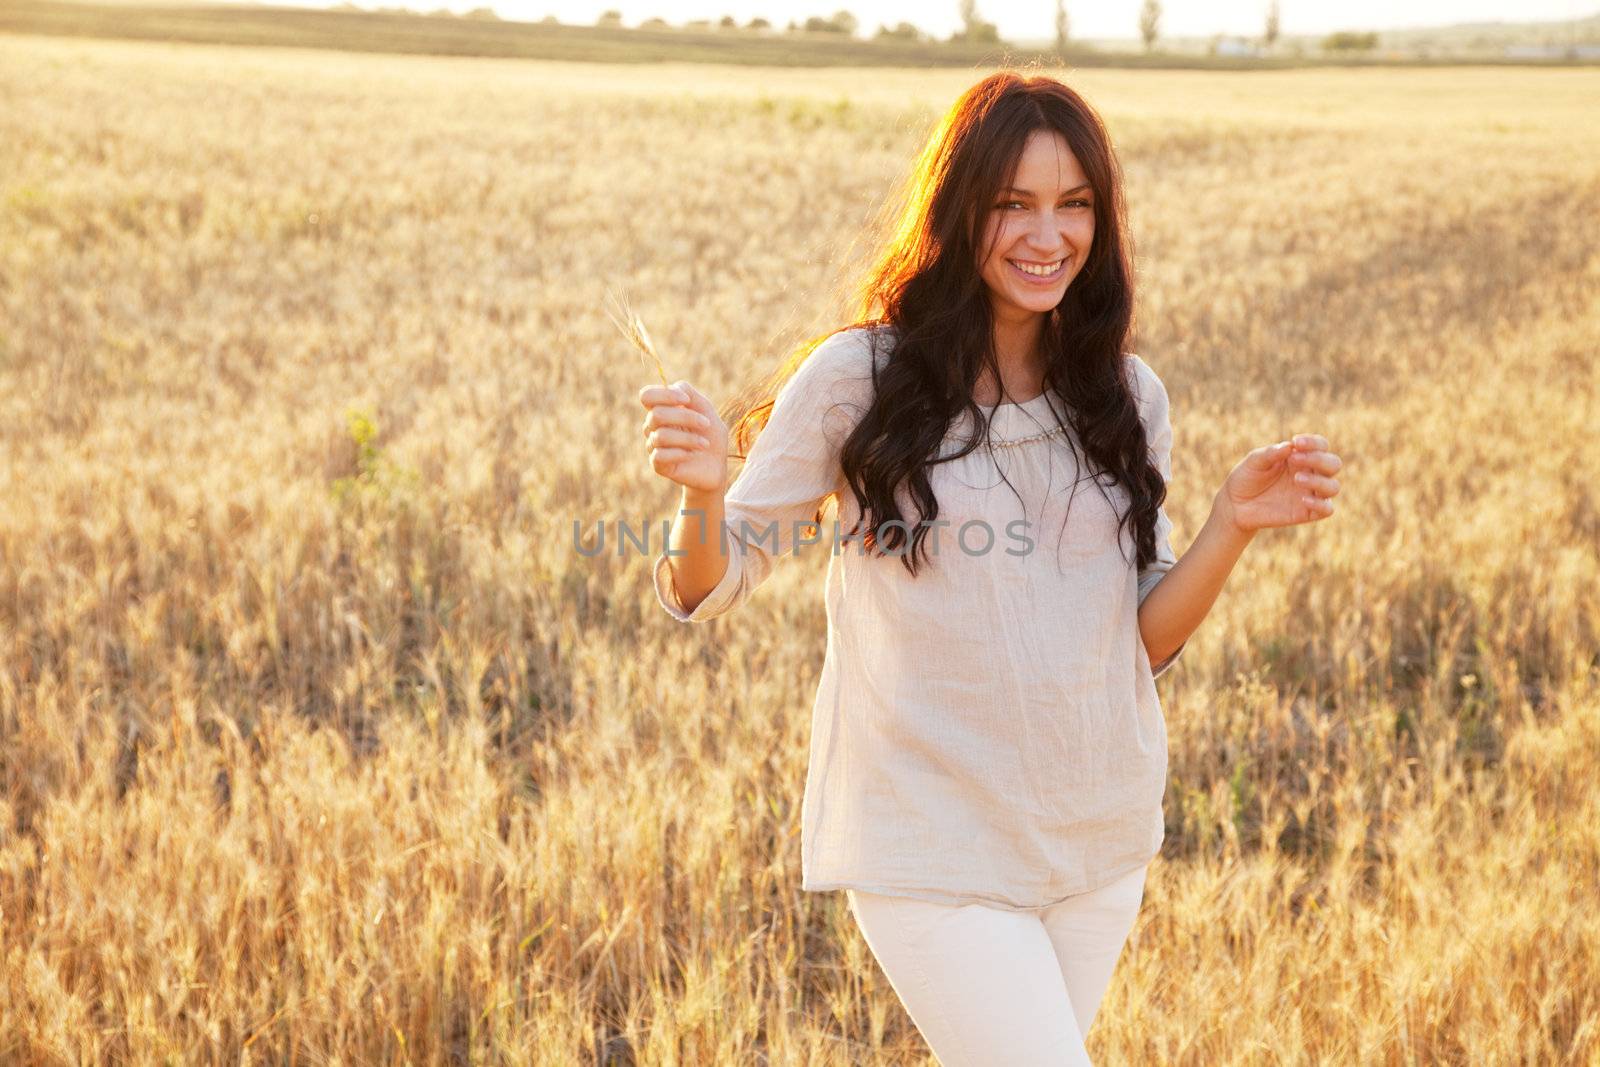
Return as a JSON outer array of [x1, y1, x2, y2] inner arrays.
[[682, 485, 725, 512], [1207, 489, 1257, 550]]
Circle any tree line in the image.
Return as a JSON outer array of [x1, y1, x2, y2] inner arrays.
[[587, 1, 1382, 54]]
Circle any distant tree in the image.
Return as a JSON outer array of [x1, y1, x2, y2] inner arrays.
[[957, 0, 977, 38], [537, 13, 558, 23], [803, 11, 857, 34], [461, 6, 498, 19], [877, 21, 923, 41], [1138, 0, 1160, 51], [748, 16, 770, 30], [1322, 29, 1378, 51], [955, 0, 999, 43], [640, 16, 667, 28], [960, 21, 1000, 43], [719, 15, 737, 29], [596, 8, 622, 27], [1055, 0, 1069, 52], [1263, 0, 1279, 49]]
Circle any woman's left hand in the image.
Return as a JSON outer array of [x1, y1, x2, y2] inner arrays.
[[1216, 433, 1342, 533]]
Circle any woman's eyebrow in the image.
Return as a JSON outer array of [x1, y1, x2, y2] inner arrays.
[[1002, 183, 1092, 197]]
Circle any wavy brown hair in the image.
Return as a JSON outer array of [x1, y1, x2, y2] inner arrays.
[[726, 70, 1166, 578]]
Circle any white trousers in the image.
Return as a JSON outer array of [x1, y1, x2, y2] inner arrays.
[[846, 862, 1149, 1066]]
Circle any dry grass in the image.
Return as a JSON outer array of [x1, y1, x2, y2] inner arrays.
[[1, 34, 1598, 1065]]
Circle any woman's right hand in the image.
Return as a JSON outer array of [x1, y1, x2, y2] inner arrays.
[[638, 379, 729, 495]]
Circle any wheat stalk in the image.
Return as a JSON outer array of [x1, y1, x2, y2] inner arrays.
[[604, 284, 671, 387]]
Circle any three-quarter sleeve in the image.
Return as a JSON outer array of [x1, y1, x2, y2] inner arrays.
[[1131, 356, 1187, 678], [653, 328, 875, 623]]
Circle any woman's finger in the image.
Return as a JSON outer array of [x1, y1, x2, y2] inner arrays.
[[650, 447, 697, 473], [1289, 449, 1342, 476], [1292, 471, 1340, 497], [1253, 441, 1293, 466], [667, 379, 713, 418], [639, 383, 691, 409], [648, 427, 710, 451], [642, 405, 712, 436], [1292, 433, 1330, 452], [674, 380, 711, 408], [1301, 494, 1335, 517]]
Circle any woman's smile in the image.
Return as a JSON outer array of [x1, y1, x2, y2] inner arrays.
[[1007, 256, 1070, 283]]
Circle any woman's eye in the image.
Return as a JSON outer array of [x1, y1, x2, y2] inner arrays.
[[997, 199, 1088, 210]]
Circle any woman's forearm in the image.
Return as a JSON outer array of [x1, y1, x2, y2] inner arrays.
[[664, 486, 730, 615], [1137, 491, 1256, 667]]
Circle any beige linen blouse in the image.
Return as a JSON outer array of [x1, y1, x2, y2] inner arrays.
[[653, 325, 1187, 912]]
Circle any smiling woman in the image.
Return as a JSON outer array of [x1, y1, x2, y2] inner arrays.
[[638, 69, 1343, 1066]]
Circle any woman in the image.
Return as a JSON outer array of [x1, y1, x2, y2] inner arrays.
[[636, 72, 1342, 1065]]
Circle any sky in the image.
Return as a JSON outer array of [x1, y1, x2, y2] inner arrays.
[[373, 0, 1598, 39]]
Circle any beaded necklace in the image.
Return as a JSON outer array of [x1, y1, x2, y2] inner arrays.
[[984, 423, 1070, 451]]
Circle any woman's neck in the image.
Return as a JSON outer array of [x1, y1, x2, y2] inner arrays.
[[982, 307, 1048, 403]]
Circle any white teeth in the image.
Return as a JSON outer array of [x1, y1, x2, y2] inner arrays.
[[1013, 259, 1064, 277]]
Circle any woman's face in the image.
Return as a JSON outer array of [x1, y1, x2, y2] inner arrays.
[[976, 128, 1095, 325]]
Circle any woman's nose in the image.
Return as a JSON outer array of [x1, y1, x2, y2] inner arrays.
[[1031, 209, 1062, 249]]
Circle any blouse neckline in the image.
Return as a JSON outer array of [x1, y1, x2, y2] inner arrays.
[[949, 388, 1069, 450], [987, 387, 1062, 428]]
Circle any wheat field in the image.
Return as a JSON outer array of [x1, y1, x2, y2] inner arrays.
[[1, 32, 1598, 1065]]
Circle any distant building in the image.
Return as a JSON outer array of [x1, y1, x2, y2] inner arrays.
[[1212, 36, 1261, 56]]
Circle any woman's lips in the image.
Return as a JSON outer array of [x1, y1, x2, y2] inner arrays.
[[1008, 257, 1068, 283]]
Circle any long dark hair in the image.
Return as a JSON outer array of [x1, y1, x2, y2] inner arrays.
[[729, 70, 1165, 579]]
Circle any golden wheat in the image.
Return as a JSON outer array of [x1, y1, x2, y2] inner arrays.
[[605, 284, 673, 388], [0, 33, 1596, 1065]]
